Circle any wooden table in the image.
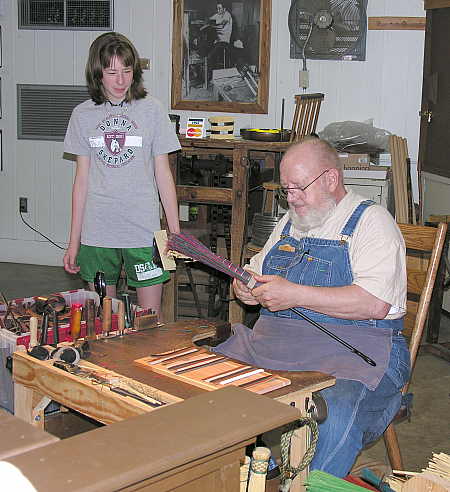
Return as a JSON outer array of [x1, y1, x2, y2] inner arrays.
[[7, 387, 305, 492], [165, 137, 291, 324], [13, 319, 335, 491]]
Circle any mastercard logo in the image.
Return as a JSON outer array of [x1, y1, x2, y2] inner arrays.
[[187, 127, 203, 137]]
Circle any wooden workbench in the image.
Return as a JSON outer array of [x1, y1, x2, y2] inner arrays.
[[12, 319, 335, 492], [165, 137, 291, 324]]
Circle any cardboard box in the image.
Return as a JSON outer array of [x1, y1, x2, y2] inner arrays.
[[338, 153, 370, 169]]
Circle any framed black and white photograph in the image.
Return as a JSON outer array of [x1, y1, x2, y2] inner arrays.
[[171, 0, 271, 114]]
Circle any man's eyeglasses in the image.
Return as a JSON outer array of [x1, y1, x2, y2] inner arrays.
[[277, 169, 330, 200]]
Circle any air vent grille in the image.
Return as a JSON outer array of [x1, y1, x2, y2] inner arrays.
[[19, 0, 113, 30], [18, 84, 89, 141]]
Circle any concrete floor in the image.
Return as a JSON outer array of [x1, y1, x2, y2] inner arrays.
[[1, 261, 449, 475]]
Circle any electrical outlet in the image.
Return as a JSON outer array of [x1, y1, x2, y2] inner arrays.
[[19, 197, 28, 213], [299, 69, 309, 90]]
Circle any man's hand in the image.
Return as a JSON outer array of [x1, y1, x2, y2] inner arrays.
[[250, 274, 299, 312], [232, 277, 259, 305]]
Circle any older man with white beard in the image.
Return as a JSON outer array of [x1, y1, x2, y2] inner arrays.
[[213, 138, 410, 477]]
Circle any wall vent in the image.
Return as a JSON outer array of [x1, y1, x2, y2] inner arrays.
[[18, 0, 113, 31], [17, 84, 89, 141]]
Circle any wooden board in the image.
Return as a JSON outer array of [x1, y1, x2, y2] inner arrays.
[[154, 230, 177, 271], [368, 16, 425, 30], [134, 347, 291, 395]]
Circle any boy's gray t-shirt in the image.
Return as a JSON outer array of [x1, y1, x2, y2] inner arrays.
[[64, 96, 181, 248]]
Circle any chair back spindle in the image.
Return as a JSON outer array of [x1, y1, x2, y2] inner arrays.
[[290, 93, 324, 142]]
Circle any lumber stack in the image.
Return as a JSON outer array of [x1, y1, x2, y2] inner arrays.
[[389, 135, 416, 224], [387, 452, 450, 491]]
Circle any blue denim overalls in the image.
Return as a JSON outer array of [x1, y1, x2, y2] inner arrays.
[[216, 200, 410, 476]]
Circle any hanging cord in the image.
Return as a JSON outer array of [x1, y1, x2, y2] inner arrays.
[[278, 417, 319, 492], [19, 210, 65, 250]]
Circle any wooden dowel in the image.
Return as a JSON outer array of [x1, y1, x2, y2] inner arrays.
[[117, 300, 125, 334], [392, 469, 420, 476], [395, 136, 407, 223], [85, 298, 96, 339], [29, 317, 38, 348], [102, 297, 112, 336], [399, 137, 409, 222]]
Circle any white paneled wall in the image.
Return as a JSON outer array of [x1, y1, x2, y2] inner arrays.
[[0, 0, 426, 265]]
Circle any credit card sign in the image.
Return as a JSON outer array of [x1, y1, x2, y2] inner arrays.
[[186, 118, 206, 138]]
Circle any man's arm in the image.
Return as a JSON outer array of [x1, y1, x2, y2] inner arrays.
[[249, 275, 391, 320]]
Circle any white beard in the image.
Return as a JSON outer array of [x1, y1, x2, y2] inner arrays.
[[288, 195, 336, 232]]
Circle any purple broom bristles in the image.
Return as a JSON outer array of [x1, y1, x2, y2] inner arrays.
[[167, 233, 253, 285]]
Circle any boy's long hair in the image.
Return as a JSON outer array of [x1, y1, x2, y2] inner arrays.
[[86, 32, 147, 104]]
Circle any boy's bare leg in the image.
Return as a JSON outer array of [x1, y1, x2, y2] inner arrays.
[[136, 284, 163, 317]]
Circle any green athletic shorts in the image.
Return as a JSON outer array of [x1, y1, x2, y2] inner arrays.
[[77, 245, 169, 288]]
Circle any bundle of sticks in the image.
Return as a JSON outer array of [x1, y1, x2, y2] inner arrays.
[[389, 135, 415, 225], [388, 452, 450, 491]]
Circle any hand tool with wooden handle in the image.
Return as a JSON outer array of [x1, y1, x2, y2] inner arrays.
[[102, 296, 112, 336], [29, 317, 38, 348], [85, 298, 96, 339], [117, 300, 125, 335]]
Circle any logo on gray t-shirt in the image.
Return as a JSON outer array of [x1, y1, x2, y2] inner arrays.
[[95, 114, 139, 168]]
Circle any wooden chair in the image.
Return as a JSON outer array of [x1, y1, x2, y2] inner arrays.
[[383, 222, 447, 470], [290, 93, 324, 142]]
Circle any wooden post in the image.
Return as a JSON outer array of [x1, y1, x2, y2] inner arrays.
[[229, 145, 249, 324], [160, 152, 179, 323]]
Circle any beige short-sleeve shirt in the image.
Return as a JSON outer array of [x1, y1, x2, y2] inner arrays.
[[249, 190, 406, 319]]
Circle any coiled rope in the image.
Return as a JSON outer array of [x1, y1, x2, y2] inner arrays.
[[279, 417, 319, 492]]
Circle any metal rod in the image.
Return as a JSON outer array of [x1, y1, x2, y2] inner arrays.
[[289, 307, 376, 366]]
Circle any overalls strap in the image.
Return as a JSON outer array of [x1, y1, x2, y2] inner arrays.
[[340, 200, 375, 237]]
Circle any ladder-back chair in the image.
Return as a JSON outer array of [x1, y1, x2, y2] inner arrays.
[[290, 93, 324, 142], [383, 222, 447, 470]]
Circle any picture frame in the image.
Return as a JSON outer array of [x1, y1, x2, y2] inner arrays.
[[171, 0, 271, 114]]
